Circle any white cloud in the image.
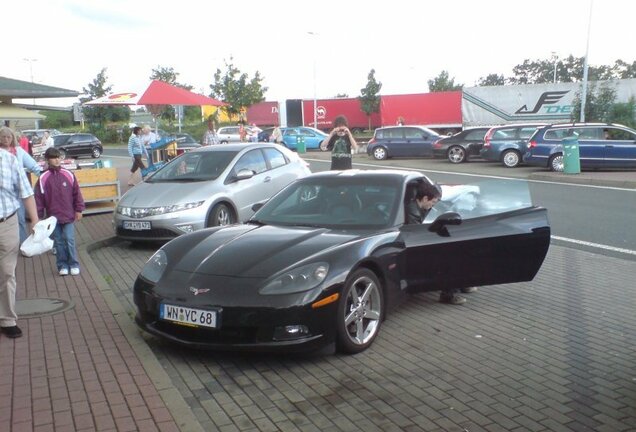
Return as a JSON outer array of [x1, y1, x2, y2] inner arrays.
[[6, 0, 634, 107]]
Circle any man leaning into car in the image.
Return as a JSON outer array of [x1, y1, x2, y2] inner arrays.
[[404, 181, 477, 305]]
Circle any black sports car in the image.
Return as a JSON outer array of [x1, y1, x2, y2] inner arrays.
[[133, 170, 550, 354]]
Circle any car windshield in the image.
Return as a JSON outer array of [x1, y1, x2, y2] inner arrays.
[[147, 150, 237, 183], [252, 176, 402, 229]]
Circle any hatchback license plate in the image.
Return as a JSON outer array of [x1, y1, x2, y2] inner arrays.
[[123, 221, 151, 230], [160, 304, 218, 328]]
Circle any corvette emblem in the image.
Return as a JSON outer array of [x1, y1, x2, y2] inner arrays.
[[189, 287, 210, 296]]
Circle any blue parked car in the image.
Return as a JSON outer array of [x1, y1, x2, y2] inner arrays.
[[523, 123, 636, 172], [281, 127, 328, 151], [366, 126, 441, 160], [479, 124, 545, 168]]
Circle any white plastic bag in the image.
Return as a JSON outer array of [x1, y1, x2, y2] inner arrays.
[[20, 216, 57, 257]]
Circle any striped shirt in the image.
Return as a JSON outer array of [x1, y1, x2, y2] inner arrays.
[[0, 148, 34, 218]]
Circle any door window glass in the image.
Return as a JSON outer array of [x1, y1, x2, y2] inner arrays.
[[262, 147, 287, 169], [234, 149, 268, 174], [404, 128, 422, 139]]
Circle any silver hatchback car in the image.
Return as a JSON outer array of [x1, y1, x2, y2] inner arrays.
[[114, 143, 311, 241]]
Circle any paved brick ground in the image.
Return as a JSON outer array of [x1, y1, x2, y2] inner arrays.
[[1, 214, 180, 432], [91, 233, 636, 432]]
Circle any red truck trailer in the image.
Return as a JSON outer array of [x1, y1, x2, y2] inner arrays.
[[301, 98, 381, 132], [245, 101, 280, 127], [379, 91, 462, 130]]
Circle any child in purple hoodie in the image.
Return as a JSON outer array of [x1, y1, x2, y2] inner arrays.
[[34, 148, 85, 276]]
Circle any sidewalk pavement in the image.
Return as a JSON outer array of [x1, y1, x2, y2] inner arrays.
[[1, 173, 204, 431], [1, 162, 633, 432]]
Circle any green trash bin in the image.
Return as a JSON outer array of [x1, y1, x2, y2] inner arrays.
[[562, 135, 580, 174], [296, 135, 306, 153]]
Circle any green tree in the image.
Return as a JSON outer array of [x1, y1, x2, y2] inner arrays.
[[209, 58, 268, 122], [477, 73, 506, 86], [609, 97, 636, 129], [80, 68, 129, 127], [358, 69, 382, 131], [571, 82, 617, 122], [428, 70, 463, 92]]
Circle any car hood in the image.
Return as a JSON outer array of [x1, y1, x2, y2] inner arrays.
[[171, 224, 364, 277], [120, 181, 214, 207]]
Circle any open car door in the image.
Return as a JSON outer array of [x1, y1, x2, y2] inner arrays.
[[399, 180, 550, 293]]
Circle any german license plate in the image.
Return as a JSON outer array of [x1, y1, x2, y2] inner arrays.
[[123, 221, 151, 230], [159, 304, 218, 328]]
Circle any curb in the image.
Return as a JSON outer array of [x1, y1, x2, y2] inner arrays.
[[529, 172, 636, 189], [79, 237, 204, 432]]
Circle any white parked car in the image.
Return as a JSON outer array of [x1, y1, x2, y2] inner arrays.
[[216, 126, 258, 143], [114, 143, 311, 241]]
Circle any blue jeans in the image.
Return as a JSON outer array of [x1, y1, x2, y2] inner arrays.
[[53, 222, 79, 271], [17, 203, 27, 245]]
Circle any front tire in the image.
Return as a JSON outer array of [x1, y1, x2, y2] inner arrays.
[[447, 146, 466, 163], [91, 146, 102, 158], [501, 150, 521, 168], [206, 203, 234, 227], [336, 269, 384, 354], [372, 146, 388, 160], [549, 153, 564, 172]]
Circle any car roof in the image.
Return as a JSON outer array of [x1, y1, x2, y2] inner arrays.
[[539, 122, 631, 129], [487, 123, 546, 130], [306, 168, 430, 182], [190, 142, 283, 153]]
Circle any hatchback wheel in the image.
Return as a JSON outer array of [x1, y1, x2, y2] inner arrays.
[[501, 150, 521, 168], [447, 146, 466, 163], [372, 146, 388, 160], [336, 269, 384, 354], [549, 154, 564, 172], [207, 203, 234, 227], [91, 146, 102, 158]]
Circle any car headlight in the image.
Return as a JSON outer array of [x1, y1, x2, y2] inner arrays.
[[117, 201, 205, 218], [259, 262, 329, 295], [139, 250, 167, 284]]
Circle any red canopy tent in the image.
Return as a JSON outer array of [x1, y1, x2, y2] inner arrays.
[[83, 80, 226, 106]]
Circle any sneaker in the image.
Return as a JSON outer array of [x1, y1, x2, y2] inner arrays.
[[461, 287, 478, 293], [439, 293, 466, 305], [1, 325, 22, 338], [70, 267, 80, 276], [59, 268, 69, 276]]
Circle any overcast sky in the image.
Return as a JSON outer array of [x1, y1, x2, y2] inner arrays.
[[5, 0, 634, 107]]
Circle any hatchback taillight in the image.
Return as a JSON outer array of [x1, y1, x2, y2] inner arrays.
[[432, 139, 441, 149], [483, 129, 494, 148], [368, 137, 376, 145], [528, 140, 537, 148]]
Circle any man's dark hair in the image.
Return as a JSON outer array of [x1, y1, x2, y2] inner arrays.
[[133, 126, 142, 135], [44, 147, 61, 159], [333, 115, 348, 128], [414, 181, 442, 201]]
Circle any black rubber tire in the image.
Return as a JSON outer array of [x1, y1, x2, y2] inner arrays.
[[206, 203, 234, 227], [91, 147, 102, 158], [336, 269, 384, 354]]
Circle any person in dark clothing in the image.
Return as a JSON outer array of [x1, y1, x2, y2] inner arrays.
[[404, 181, 476, 304], [320, 115, 358, 170]]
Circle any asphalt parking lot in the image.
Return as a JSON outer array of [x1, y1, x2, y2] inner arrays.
[[90, 237, 636, 432]]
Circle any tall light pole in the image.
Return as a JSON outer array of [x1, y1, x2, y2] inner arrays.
[[580, 0, 594, 122], [551, 52, 558, 83], [307, 32, 318, 129], [23, 58, 39, 127]]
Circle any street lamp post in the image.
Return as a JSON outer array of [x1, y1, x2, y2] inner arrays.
[[551, 52, 558, 83], [307, 32, 318, 129], [23, 57, 39, 127], [580, 0, 594, 122]]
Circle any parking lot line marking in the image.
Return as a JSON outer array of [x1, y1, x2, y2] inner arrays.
[[551, 235, 636, 256]]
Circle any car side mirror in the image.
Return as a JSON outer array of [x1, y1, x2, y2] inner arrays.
[[428, 212, 462, 237], [252, 202, 264, 212], [231, 168, 255, 182]]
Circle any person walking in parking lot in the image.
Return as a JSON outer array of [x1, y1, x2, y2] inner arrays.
[[127, 126, 148, 186], [202, 120, 219, 146], [320, 115, 359, 170], [0, 126, 39, 339], [404, 180, 476, 305]]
